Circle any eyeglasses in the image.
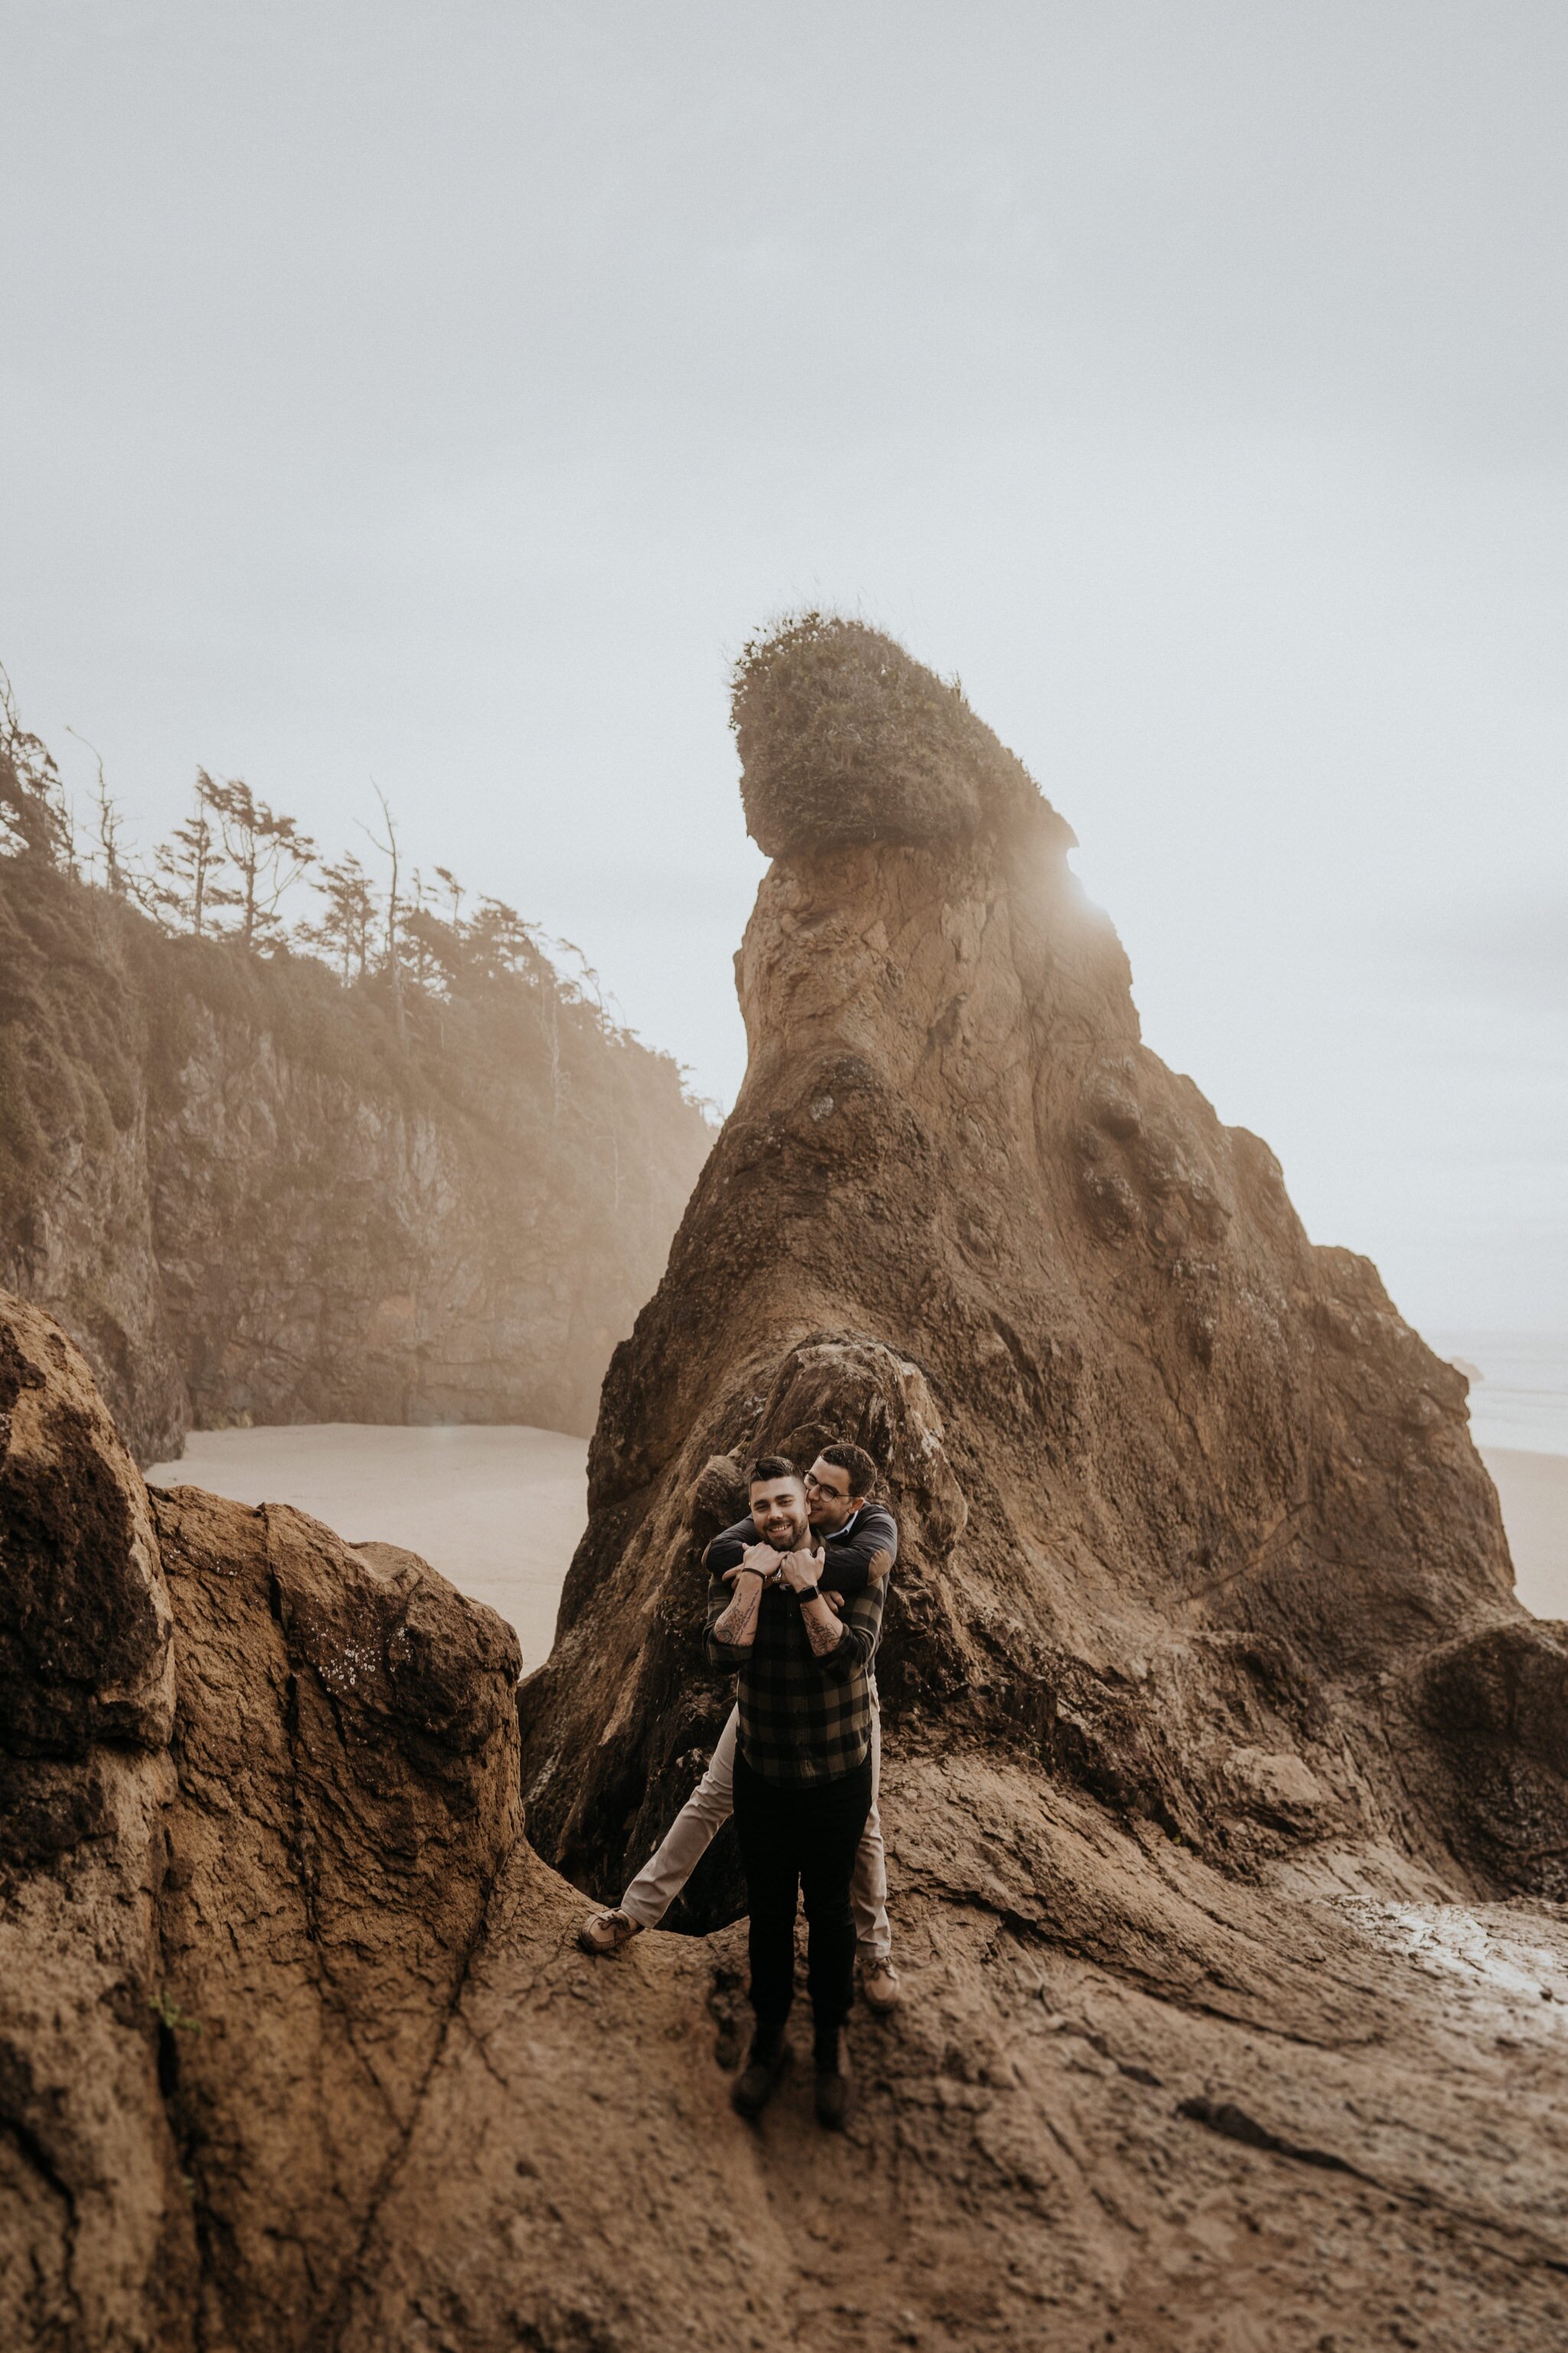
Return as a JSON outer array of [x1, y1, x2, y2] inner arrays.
[[804, 1472, 850, 1499]]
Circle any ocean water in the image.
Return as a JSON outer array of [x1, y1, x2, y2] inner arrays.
[[1429, 1332, 1568, 1459]]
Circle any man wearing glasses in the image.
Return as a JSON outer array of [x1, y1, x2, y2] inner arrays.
[[578, 1442, 902, 2020]]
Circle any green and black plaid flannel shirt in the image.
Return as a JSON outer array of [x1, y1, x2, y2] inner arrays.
[[704, 1541, 885, 1789]]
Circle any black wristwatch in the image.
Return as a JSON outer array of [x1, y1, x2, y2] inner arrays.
[[793, 1581, 821, 1606]]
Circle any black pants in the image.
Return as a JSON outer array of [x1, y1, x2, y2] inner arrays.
[[732, 1746, 874, 2040]]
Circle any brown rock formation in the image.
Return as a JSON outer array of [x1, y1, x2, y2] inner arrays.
[[7, 622, 1568, 2351], [0, 1293, 521, 2351], [0, 1296, 188, 2351], [520, 617, 1560, 1920], [501, 614, 1568, 2337], [5, 1274, 1568, 2351]]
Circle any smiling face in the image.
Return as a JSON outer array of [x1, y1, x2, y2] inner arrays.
[[805, 1455, 863, 1534], [749, 1472, 808, 1550]]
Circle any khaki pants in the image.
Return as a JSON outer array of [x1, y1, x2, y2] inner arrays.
[[619, 1698, 891, 1960]]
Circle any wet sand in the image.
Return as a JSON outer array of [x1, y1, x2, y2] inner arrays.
[[1482, 1447, 1568, 1621], [147, 1425, 1568, 1664], [147, 1423, 588, 1671]]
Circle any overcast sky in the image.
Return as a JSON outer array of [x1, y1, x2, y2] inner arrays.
[[4, 1, 1566, 1336]]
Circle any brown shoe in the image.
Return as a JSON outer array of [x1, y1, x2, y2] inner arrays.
[[577, 1906, 642, 1956], [730, 2031, 790, 2120], [861, 1959, 902, 2014], [815, 2044, 856, 2130]]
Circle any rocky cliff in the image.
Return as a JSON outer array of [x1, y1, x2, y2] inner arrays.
[[0, 842, 713, 1461], [0, 1290, 523, 2351]]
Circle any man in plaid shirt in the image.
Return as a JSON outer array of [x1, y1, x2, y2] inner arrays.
[[706, 1456, 886, 2129]]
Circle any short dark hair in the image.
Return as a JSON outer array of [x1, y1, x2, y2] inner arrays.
[[748, 1453, 799, 1489], [818, 1441, 878, 1500]]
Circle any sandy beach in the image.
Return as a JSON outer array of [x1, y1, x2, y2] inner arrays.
[[147, 1424, 589, 1671], [149, 1423, 1568, 1658], [1481, 1447, 1568, 1621]]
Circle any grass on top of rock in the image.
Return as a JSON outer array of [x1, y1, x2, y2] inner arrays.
[[730, 611, 1062, 857]]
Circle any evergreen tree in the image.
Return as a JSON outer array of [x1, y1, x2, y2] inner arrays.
[[200, 772, 315, 949], [299, 853, 379, 980], [152, 775, 228, 936], [0, 666, 74, 868]]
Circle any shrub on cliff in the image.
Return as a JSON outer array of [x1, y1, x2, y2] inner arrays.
[[731, 611, 1060, 855]]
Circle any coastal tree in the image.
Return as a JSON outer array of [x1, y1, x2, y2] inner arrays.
[[67, 726, 145, 904], [433, 864, 465, 933], [201, 771, 315, 950], [0, 666, 74, 868], [360, 784, 405, 1041], [403, 871, 436, 990], [152, 779, 227, 936], [400, 873, 475, 995], [298, 851, 379, 979]]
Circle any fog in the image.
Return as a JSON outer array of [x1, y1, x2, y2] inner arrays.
[[4, 1, 1566, 1330]]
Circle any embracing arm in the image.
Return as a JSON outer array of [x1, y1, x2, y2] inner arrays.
[[818, 1505, 900, 1598], [812, 1577, 885, 1681]]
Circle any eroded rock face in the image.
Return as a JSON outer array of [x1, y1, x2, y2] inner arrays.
[[152, 1505, 521, 2352], [0, 1299, 192, 2353], [332, 1780, 1568, 2353], [0, 1295, 172, 1776], [499, 619, 1568, 2345], [4, 1263, 1568, 2348]]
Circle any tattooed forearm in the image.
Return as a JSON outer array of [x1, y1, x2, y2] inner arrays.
[[799, 1597, 844, 1657], [713, 1574, 766, 1647]]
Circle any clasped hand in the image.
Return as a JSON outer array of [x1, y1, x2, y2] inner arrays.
[[724, 1543, 836, 1607]]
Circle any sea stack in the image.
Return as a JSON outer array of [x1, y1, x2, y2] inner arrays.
[[519, 613, 1557, 1919]]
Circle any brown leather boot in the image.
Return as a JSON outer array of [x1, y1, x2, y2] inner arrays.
[[861, 1959, 903, 2013]]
